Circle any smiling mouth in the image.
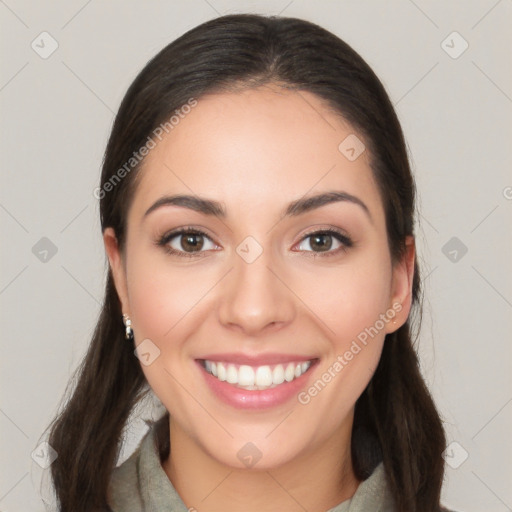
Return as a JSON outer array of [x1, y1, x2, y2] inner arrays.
[[198, 359, 317, 391]]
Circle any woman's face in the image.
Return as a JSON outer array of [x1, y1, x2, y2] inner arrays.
[[104, 85, 414, 470]]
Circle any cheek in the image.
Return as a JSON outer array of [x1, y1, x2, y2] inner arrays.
[[292, 257, 392, 347], [292, 255, 392, 424], [124, 253, 211, 417], [126, 253, 212, 343]]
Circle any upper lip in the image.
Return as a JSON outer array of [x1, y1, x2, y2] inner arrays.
[[197, 353, 318, 366]]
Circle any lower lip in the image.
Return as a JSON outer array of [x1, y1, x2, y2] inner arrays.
[[196, 361, 317, 410]]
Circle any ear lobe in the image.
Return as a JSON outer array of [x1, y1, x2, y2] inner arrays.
[[386, 235, 415, 332], [103, 227, 130, 314]]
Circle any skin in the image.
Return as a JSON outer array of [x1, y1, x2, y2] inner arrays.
[[104, 84, 415, 512]]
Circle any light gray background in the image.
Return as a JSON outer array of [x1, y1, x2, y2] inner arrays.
[[1, 1, 511, 511]]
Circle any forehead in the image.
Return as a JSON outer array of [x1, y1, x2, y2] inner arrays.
[[129, 86, 384, 224]]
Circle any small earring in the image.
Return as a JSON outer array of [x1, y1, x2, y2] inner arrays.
[[122, 314, 134, 341]]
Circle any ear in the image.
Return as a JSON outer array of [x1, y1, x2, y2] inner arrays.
[[103, 227, 130, 315], [385, 235, 415, 333]]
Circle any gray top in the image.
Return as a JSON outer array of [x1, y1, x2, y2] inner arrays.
[[107, 423, 396, 512]]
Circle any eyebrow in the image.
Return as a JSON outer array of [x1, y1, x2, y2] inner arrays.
[[143, 191, 372, 223]]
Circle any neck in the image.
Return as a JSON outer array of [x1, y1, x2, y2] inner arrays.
[[162, 417, 360, 512]]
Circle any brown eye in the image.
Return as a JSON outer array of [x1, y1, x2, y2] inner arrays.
[[158, 228, 218, 258], [308, 233, 334, 252], [179, 233, 205, 252], [296, 229, 353, 255]]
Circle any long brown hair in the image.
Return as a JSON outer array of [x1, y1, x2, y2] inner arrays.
[[45, 13, 446, 512]]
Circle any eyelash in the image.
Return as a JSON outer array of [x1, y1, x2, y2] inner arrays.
[[156, 226, 354, 259]]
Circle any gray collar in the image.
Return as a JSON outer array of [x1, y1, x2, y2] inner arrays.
[[108, 423, 395, 512]]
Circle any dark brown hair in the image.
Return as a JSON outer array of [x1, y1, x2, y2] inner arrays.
[[44, 13, 446, 512]]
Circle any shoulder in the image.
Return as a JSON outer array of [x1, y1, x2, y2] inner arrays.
[[327, 462, 395, 512], [107, 418, 189, 512], [327, 463, 459, 512], [107, 429, 150, 512]]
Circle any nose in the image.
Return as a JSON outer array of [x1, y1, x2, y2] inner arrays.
[[217, 246, 296, 336]]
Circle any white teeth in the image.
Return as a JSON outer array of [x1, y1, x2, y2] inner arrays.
[[217, 362, 226, 381], [203, 359, 313, 389], [272, 365, 285, 385], [226, 364, 238, 384], [255, 366, 273, 387], [284, 363, 295, 382], [238, 365, 255, 386]]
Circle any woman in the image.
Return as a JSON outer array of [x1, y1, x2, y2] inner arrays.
[[45, 13, 453, 512]]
